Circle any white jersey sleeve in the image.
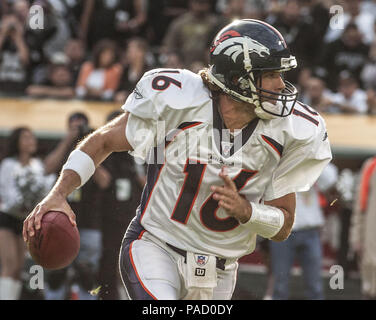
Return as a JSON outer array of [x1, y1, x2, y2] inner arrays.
[[263, 104, 332, 201], [121, 68, 211, 160]]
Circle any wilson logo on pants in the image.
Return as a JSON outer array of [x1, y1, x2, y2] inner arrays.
[[195, 268, 206, 276]]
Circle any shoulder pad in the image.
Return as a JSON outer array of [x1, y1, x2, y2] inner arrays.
[[122, 68, 211, 119], [259, 101, 328, 153], [287, 101, 327, 142]]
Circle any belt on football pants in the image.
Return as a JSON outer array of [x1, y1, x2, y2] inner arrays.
[[166, 242, 226, 271]]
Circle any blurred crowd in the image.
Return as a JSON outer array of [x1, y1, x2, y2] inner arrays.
[[0, 0, 376, 115], [0, 111, 146, 300]]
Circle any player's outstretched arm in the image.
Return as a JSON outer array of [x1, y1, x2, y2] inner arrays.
[[23, 112, 133, 242]]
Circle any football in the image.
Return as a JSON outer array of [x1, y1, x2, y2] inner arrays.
[[27, 211, 80, 270]]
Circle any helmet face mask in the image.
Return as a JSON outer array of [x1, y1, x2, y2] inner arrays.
[[207, 19, 299, 119], [251, 73, 299, 118]]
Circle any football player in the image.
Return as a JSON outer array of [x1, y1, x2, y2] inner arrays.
[[23, 19, 332, 300]]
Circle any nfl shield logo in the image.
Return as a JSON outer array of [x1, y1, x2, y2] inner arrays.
[[221, 141, 233, 156], [195, 254, 208, 266]]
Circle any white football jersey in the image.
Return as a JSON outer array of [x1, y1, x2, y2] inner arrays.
[[121, 68, 332, 260]]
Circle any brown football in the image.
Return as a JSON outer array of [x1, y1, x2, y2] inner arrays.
[[27, 211, 80, 270]]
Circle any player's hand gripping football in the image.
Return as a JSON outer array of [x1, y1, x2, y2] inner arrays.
[[210, 167, 252, 224], [23, 190, 76, 242]]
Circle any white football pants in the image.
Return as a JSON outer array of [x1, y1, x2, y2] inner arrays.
[[119, 231, 238, 300]]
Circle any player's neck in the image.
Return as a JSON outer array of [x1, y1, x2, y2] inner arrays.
[[218, 94, 257, 131]]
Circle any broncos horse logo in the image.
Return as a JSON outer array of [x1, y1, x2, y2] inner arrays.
[[211, 33, 270, 63]]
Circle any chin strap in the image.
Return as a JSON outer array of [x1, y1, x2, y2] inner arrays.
[[255, 102, 281, 120]]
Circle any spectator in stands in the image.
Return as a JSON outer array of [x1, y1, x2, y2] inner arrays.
[[162, 0, 225, 66], [266, 0, 322, 84], [317, 22, 370, 91], [258, 236, 274, 300], [146, 0, 188, 47], [217, 0, 260, 21], [366, 89, 376, 115], [64, 38, 86, 84], [263, 0, 284, 18], [114, 37, 153, 103], [300, 77, 336, 114], [34, 0, 71, 59], [296, 67, 312, 98], [270, 163, 339, 300], [98, 110, 145, 300], [79, 0, 147, 50], [160, 51, 185, 70], [22, 1, 60, 86], [44, 112, 92, 175], [361, 40, 376, 91], [336, 167, 358, 278], [329, 72, 368, 114], [220, 0, 276, 20], [26, 52, 75, 99], [0, 0, 64, 88], [350, 156, 376, 299], [43, 112, 110, 300], [360, 40, 376, 115], [76, 39, 123, 101], [46, 0, 84, 39], [0, 127, 54, 300], [299, 0, 331, 44], [0, 2, 30, 95]]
